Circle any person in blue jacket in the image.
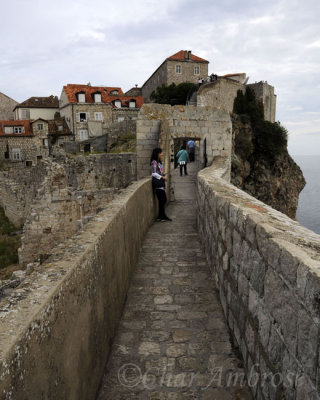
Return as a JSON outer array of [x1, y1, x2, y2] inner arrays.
[[176, 145, 189, 176]]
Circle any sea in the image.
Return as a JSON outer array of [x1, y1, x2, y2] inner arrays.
[[294, 155, 320, 235]]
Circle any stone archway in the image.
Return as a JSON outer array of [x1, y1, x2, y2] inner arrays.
[[136, 104, 232, 200]]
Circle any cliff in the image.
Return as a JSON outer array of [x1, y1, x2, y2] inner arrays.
[[231, 115, 306, 219]]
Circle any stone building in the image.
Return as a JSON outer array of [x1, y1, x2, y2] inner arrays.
[[0, 116, 72, 165], [31, 116, 73, 150], [59, 84, 144, 142], [247, 81, 277, 123], [0, 92, 18, 120], [0, 120, 47, 165], [14, 95, 59, 121], [197, 75, 277, 122], [141, 50, 209, 102]]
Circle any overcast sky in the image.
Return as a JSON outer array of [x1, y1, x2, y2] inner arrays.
[[1, 0, 319, 155]]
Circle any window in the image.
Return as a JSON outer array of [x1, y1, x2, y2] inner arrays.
[[94, 93, 101, 103], [12, 148, 21, 160], [114, 100, 121, 108], [129, 100, 136, 108], [43, 138, 48, 147], [38, 123, 43, 130], [111, 90, 119, 95], [58, 125, 63, 131], [176, 65, 181, 74], [21, 109, 30, 119], [4, 126, 13, 134], [14, 126, 24, 134], [194, 66, 200, 75], [76, 112, 89, 122], [77, 93, 86, 103], [79, 129, 88, 141], [94, 112, 103, 121], [118, 117, 125, 122]]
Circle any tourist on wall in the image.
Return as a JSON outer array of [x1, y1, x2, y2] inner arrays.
[[176, 145, 189, 176], [187, 139, 195, 162], [150, 148, 172, 222]]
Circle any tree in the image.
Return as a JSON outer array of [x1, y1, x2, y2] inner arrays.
[[150, 82, 195, 105], [233, 87, 288, 162]]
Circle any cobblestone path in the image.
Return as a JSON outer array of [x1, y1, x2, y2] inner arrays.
[[97, 163, 252, 400]]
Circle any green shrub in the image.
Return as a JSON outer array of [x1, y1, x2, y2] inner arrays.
[[0, 207, 17, 235], [233, 88, 288, 162], [150, 82, 195, 105], [235, 129, 254, 160], [0, 238, 19, 269]]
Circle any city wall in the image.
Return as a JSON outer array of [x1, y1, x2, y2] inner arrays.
[[197, 78, 276, 123], [18, 153, 137, 265], [197, 158, 320, 399], [0, 162, 49, 227], [0, 178, 157, 400], [137, 103, 232, 180]]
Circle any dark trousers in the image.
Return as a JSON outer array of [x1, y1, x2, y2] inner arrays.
[[156, 189, 167, 218], [189, 148, 195, 162], [179, 163, 187, 176]]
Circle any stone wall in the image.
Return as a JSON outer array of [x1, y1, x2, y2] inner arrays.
[[0, 92, 18, 120], [0, 178, 157, 400], [0, 162, 49, 226], [248, 81, 277, 123], [197, 78, 245, 113], [197, 78, 277, 123], [0, 136, 49, 165], [141, 61, 168, 102], [166, 59, 208, 86], [18, 153, 137, 265], [107, 119, 137, 149], [197, 158, 320, 399], [136, 104, 232, 182], [142, 59, 208, 102], [111, 108, 139, 123]]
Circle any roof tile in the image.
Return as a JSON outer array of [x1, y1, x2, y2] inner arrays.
[[167, 50, 209, 63], [0, 120, 33, 136], [16, 95, 59, 109], [63, 84, 144, 107]]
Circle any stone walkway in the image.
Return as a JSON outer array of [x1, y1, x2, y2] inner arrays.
[[97, 162, 252, 400]]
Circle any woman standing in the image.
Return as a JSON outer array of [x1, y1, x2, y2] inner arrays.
[[150, 148, 172, 222]]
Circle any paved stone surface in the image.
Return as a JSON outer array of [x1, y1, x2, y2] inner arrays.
[[97, 162, 252, 399]]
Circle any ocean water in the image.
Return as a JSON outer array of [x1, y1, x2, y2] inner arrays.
[[294, 155, 320, 235]]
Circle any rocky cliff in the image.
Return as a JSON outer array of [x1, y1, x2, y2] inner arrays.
[[231, 115, 306, 219]]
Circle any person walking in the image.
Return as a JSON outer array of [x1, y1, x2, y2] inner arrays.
[[176, 145, 189, 176], [150, 148, 172, 222], [187, 139, 195, 162]]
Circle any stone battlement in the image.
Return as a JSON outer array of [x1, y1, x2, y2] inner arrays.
[[0, 178, 156, 400], [197, 158, 320, 399]]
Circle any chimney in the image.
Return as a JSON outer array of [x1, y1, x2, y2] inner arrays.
[[184, 50, 188, 59], [188, 50, 191, 59]]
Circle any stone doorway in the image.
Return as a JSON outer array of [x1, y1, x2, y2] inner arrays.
[[170, 137, 201, 201], [136, 104, 233, 198]]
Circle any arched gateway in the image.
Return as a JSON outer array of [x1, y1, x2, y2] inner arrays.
[[136, 103, 233, 199]]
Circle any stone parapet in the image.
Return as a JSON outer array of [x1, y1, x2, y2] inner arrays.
[[197, 159, 320, 399], [0, 178, 157, 400]]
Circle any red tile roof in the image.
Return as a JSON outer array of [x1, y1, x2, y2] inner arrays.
[[63, 84, 144, 108], [0, 120, 33, 136], [167, 50, 209, 63]]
